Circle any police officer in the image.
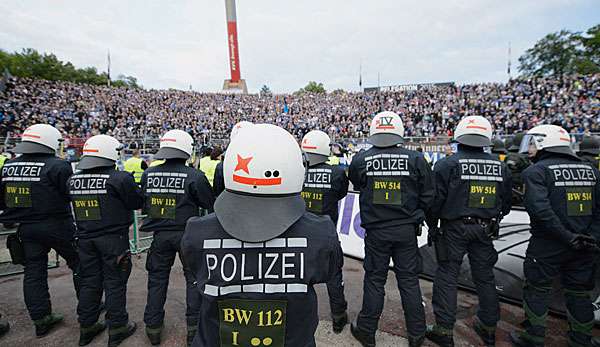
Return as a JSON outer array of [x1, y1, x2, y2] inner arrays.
[[0, 124, 80, 337], [213, 121, 254, 197], [577, 135, 600, 169], [425, 116, 512, 347], [349, 111, 435, 347], [124, 148, 147, 184], [199, 147, 222, 186], [0, 150, 8, 170], [181, 124, 343, 347], [510, 125, 600, 347], [69, 135, 143, 347], [141, 130, 215, 346], [490, 137, 507, 162], [301, 130, 349, 333], [506, 132, 530, 204]]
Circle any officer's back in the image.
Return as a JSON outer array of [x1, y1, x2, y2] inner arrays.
[[510, 125, 600, 347], [140, 160, 214, 232], [183, 212, 337, 346], [182, 124, 341, 347], [349, 145, 433, 233], [1, 152, 72, 224], [524, 151, 599, 240], [300, 130, 348, 224], [303, 162, 348, 223], [431, 146, 512, 221], [70, 166, 142, 238]]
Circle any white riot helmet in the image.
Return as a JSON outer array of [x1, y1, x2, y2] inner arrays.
[[154, 130, 194, 160], [214, 124, 306, 242], [78, 135, 122, 170], [520, 124, 575, 157], [453, 116, 493, 147], [14, 124, 62, 154], [230, 121, 254, 140], [301, 130, 331, 166], [368, 111, 405, 147]]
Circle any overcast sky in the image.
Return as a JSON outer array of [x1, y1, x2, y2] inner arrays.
[[1, 0, 598, 93]]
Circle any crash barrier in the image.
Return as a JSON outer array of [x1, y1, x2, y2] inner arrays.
[[0, 228, 60, 278], [130, 211, 153, 254]]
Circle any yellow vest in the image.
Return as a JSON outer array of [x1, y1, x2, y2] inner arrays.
[[124, 157, 144, 183], [199, 156, 220, 186], [149, 159, 165, 167], [327, 156, 340, 166], [0, 155, 7, 170]]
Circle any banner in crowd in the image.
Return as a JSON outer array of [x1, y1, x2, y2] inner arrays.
[[364, 81, 455, 93]]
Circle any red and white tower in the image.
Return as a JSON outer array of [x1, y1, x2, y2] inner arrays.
[[222, 0, 248, 93]]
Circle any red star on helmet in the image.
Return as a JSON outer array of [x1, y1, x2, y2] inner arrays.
[[468, 119, 476, 124], [234, 154, 253, 174]]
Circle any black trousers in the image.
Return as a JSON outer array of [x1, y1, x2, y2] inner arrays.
[[432, 220, 499, 330], [77, 233, 131, 328], [356, 227, 426, 337], [522, 236, 595, 346], [326, 239, 348, 315], [19, 219, 80, 321], [143, 231, 201, 328]]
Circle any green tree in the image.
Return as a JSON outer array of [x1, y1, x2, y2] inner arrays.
[[518, 30, 579, 76], [298, 81, 326, 94], [575, 24, 600, 74], [0, 47, 141, 87], [113, 74, 141, 88], [519, 25, 600, 76]]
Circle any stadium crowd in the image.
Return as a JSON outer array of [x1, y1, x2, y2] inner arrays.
[[0, 74, 599, 148]]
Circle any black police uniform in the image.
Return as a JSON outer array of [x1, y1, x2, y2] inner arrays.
[[181, 212, 343, 347], [0, 154, 80, 322], [578, 152, 600, 169], [68, 167, 143, 330], [301, 162, 349, 316], [213, 161, 225, 197], [348, 146, 435, 339], [517, 151, 600, 346], [140, 159, 215, 331], [427, 145, 512, 334]]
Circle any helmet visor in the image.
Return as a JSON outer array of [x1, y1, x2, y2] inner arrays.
[[519, 134, 543, 155]]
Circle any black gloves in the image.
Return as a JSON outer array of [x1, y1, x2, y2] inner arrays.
[[569, 234, 598, 252]]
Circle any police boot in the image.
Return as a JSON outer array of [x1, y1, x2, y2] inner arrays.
[[145, 324, 162, 346], [108, 321, 137, 347], [473, 317, 496, 346], [350, 321, 375, 347], [509, 331, 543, 347], [425, 325, 454, 347], [332, 311, 348, 334], [592, 337, 600, 347], [0, 315, 9, 338], [408, 334, 425, 347], [79, 321, 106, 346], [34, 312, 64, 337], [187, 323, 197, 347]]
